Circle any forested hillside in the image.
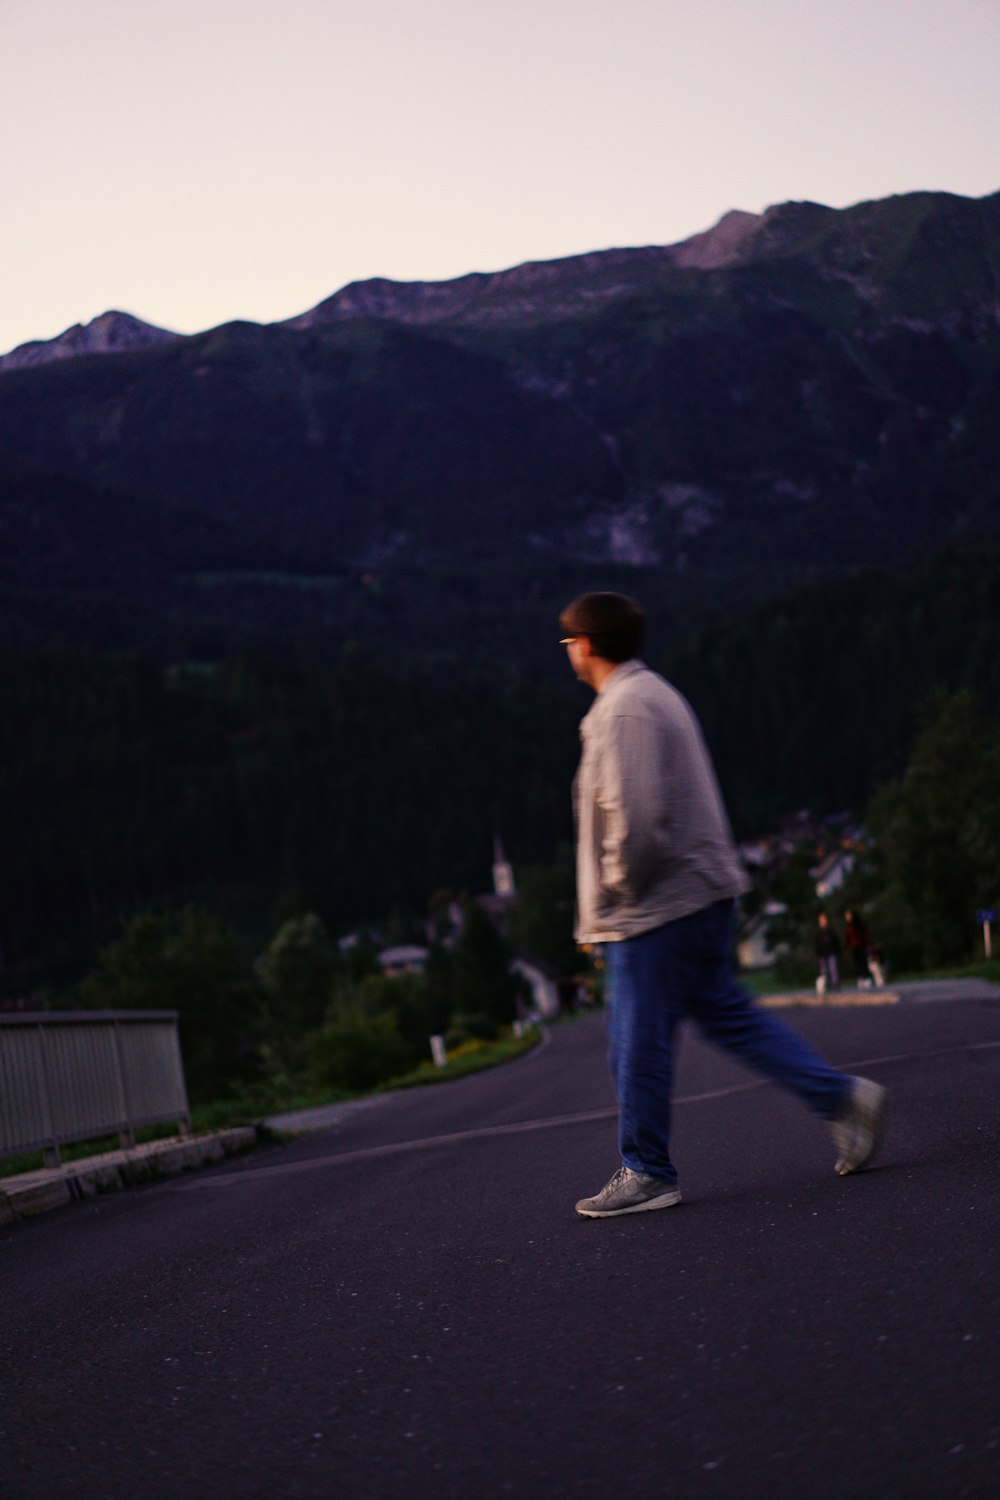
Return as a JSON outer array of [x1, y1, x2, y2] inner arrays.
[[3, 540, 998, 997], [665, 543, 1000, 827]]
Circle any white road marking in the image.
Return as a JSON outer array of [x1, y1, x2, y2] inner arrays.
[[173, 1036, 1000, 1191]]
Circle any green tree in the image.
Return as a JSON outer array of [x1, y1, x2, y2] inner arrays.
[[309, 1008, 412, 1092], [324, 966, 449, 1059], [507, 847, 577, 973], [452, 902, 517, 1026], [81, 907, 259, 1100], [421, 941, 456, 1036], [258, 912, 337, 1070], [869, 691, 1000, 967]]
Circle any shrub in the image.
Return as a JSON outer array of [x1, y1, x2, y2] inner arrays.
[[444, 1012, 499, 1047], [308, 1009, 413, 1092], [259, 913, 337, 1040], [81, 906, 262, 1101]]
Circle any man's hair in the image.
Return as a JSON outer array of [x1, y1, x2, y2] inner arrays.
[[559, 592, 646, 663]]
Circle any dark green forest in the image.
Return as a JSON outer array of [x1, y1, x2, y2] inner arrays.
[[667, 542, 1000, 828], [1, 540, 1000, 1080], [3, 538, 999, 1005], [0, 643, 580, 983]]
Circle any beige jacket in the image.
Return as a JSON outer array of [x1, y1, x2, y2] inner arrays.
[[573, 659, 750, 943]]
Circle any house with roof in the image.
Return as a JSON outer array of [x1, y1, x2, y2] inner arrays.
[[810, 850, 855, 901]]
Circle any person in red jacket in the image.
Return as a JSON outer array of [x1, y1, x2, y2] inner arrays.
[[844, 909, 873, 985]]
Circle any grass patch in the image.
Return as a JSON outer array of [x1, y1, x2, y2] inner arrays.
[[739, 967, 812, 996], [740, 967, 780, 996], [0, 1121, 181, 1181], [889, 957, 1000, 986], [938, 957, 1000, 983], [379, 1027, 542, 1091]]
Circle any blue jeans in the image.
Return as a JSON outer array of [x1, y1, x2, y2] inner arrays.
[[604, 899, 851, 1184]]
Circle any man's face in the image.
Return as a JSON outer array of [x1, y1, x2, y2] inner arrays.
[[563, 635, 596, 688]]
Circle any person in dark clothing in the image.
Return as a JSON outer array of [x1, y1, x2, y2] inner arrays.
[[815, 911, 841, 993]]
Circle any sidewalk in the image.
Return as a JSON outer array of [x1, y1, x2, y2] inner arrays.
[[759, 976, 1000, 1009], [0, 1127, 258, 1225], [760, 988, 900, 1009]]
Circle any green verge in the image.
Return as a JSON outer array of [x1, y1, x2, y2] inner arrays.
[[888, 958, 1000, 985], [377, 1027, 541, 1092]]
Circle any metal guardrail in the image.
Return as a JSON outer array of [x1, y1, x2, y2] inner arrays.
[[0, 1011, 191, 1166]]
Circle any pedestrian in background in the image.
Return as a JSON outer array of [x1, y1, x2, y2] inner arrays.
[[844, 909, 873, 986], [560, 591, 885, 1219], [815, 911, 842, 995]]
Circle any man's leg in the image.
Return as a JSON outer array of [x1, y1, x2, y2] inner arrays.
[[683, 902, 885, 1175], [686, 901, 851, 1120], [604, 924, 682, 1183], [575, 926, 684, 1217]]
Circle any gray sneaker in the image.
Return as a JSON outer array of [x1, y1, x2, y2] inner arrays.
[[575, 1165, 682, 1218], [831, 1076, 886, 1176]]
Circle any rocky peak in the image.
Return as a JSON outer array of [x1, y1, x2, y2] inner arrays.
[[0, 310, 178, 373], [667, 209, 763, 268]]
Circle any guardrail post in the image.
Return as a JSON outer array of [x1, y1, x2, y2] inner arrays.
[[112, 1021, 136, 1150], [36, 1023, 61, 1169]]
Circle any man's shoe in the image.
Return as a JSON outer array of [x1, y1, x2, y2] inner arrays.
[[831, 1076, 886, 1175], [575, 1165, 681, 1218]]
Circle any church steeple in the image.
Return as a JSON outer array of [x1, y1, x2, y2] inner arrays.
[[492, 833, 515, 899]]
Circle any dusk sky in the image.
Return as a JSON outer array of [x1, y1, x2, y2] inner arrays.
[[4, 0, 999, 355]]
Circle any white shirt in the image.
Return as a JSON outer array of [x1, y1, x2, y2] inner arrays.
[[573, 660, 750, 943]]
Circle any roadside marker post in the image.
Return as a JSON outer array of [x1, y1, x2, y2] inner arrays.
[[977, 909, 996, 959]]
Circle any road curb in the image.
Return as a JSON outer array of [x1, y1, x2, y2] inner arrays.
[[760, 990, 899, 1009], [0, 1126, 259, 1223]]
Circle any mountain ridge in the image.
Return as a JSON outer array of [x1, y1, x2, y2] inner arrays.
[[5, 189, 996, 363], [1, 207, 768, 365], [0, 309, 178, 372], [1, 187, 998, 610]]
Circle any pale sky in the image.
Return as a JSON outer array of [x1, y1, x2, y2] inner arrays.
[[3, 0, 999, 355]]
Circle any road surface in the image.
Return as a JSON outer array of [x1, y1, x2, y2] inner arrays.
[[3, 987, 999, 1499]]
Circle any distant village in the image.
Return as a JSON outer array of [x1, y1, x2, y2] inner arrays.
[[736, 810, 865, 972], [342, 813, 868, 1025], [339, 836, 580, 1024]]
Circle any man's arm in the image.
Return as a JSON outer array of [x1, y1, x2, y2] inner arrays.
[[595, 712, 668, 905]]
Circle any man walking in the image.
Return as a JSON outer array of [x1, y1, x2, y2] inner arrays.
[[561, 592, 885, 1219]]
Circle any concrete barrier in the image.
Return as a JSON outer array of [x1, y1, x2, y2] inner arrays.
[[0, 1126, 258, 1224]]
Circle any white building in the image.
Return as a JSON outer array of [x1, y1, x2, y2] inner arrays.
[[810, 850, 855, 901], [377, 945, 430, 976], [737, 902, 789, 971]]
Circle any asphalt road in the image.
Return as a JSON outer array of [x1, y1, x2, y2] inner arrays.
[[3, 989, 999, 1500]]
